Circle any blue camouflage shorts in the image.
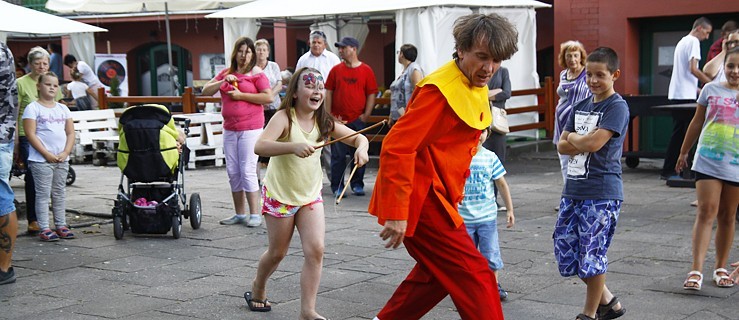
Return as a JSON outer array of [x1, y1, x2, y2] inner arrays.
[[553, 198, 620, 278]]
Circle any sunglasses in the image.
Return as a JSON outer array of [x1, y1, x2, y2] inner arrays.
[[310, 30, 326, 37]]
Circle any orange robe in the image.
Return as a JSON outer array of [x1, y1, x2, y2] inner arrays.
[[369, 61, 503, 320], [369, 60, 491, 236]]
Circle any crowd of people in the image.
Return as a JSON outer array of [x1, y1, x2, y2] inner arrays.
[[1, 11, 738, 320]]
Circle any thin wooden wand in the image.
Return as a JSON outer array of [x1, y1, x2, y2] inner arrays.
[[315, 119, 387, 149], [335, 165, 358, 205]]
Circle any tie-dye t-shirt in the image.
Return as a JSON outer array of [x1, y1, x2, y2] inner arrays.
[[693, 82, 739, 183]]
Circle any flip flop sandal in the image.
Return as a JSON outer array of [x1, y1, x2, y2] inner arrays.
[[597, 296, 626, 320], [575, 314, 596, 320], [713, 268, 735, 288], [683, 270, 703, 291], [244, 291, 271, 312]]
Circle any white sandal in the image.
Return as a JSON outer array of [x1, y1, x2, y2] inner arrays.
[[713, 268, 735, 288], [683, 271, 703, 290]]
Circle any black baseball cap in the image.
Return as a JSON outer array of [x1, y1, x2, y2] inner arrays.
[[335, 37, 359, 48]]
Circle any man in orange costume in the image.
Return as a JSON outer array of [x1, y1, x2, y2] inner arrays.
[[368, 13, 519, 320]]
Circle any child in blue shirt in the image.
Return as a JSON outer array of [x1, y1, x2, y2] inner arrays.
[[554, 47, 629, 320], [459, 127, 514, 301]]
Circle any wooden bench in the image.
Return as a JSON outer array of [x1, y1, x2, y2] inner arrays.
[[71, 109, 118, 164], [174, 113, 225, 169]]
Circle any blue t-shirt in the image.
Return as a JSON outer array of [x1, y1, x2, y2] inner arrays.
[[563, 93, 629, 200], [458, 147, 506, 224]]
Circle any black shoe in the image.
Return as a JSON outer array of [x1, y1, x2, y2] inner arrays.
[[0, 267, 16, 285], [498, 283, 508, 301], [352, 186, 365, 196]]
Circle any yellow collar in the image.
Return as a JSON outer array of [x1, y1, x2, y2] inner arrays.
[[417, 60, 491, 129]]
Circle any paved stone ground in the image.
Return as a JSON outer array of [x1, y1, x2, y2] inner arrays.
[[1, 146, 738, 320]]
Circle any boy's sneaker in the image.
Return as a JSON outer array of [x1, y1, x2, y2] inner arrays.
[[39, 228, 59, 242], [27, 221, 40, 234], [498, 283, 508, 301], [246, 214, 262, 227], [0, 267, 16, 285], [55, 226, 76, 239], [219, 215, 248, 225]]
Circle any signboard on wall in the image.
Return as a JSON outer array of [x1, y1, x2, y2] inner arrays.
[[94, 54, 128, 96], [199, 53, 226, 79]]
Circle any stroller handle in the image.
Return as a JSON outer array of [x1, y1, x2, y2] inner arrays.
[[172, 117, 192, 135]]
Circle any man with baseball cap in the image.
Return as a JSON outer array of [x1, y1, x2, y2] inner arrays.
[[325, 37, 378, 197]]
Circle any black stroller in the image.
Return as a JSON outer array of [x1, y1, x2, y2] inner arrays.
[[112, 104, 201, 239]]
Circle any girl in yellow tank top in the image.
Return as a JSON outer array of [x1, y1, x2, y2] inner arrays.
[[246, 67, 369, 320]]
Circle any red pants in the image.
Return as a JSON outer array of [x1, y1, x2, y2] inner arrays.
[[377, 197, 504, 320]]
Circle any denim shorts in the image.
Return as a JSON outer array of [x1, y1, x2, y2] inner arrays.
[[465, 219, 504, 271], [553, 198, 620, 278], [0, 142, 16, 217]]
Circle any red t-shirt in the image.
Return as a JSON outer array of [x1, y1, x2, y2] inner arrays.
[[216, 69, 270, 131], [326, 62, 378, 123]]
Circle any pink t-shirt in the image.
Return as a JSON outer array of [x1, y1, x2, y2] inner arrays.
[[216, 69, 270, 131]]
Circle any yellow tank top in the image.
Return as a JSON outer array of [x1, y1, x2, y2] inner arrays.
[[263, 109, 323, 205]]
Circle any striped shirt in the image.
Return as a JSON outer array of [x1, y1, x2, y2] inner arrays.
[[554, 69, 591, 143], [458, 148, 507, 224]]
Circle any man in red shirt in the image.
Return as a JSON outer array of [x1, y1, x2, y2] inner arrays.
[[325, 37, 377, 196], [369, 13, 518, 320]]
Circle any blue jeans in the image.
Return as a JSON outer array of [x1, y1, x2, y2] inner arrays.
[[0, 142, 15, 217], [19, 136, 36, 222], [330, 119, 365, 192], [465, 219, 504, 271]]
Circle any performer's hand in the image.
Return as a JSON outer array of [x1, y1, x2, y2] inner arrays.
[[380, 220, 407, 249], [292, 143, 315, 158]]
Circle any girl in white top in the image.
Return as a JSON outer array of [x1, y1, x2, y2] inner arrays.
[[247, 67, 368, 320], [22, 72, 76, 242], [677, 47, 739, 291], [66, 70, 98, 111]]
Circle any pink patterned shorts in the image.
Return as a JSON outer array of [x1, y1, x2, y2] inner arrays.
[[261, 185, 323, 218]]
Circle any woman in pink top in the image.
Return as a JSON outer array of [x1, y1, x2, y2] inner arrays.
[[202, 37, 273, 227]]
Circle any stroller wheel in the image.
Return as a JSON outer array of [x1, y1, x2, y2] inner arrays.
[[189, 193, 202, 230], [66, 166, 76, 186], [113, 216, 124, 240], [172, 215, 181, 239]]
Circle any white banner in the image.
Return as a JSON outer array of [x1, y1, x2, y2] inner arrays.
[[94, 53, 128, 96]]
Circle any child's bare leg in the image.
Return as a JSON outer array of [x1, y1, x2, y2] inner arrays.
[[713, 184, 739, 284], [252, 214, 296, 307], [295, 203, 326, 320], [690, 180, 722, 274], [581, 274, 605, 317]]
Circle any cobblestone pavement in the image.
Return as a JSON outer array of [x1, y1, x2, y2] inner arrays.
[[1, 147, 738, 319]]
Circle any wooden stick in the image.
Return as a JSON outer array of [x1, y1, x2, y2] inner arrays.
[[316, 119, 387, 149], [335, 165, 358, 205]]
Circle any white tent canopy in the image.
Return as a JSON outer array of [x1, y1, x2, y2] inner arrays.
[[46, 0, 253, 92], [209, 0, 550, 136], [0, 1, 106, 43], [208, 0, 549, 19], [45, 0, 249, 13]]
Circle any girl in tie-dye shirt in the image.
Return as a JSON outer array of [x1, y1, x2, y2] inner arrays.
[[677, 47, 739, 290]]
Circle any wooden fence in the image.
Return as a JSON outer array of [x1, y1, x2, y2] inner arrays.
[[366, 76, 555, 143]]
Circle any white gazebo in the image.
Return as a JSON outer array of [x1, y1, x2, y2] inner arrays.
[[1, 1, 107, 63], [208, 0, 551, 136]]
